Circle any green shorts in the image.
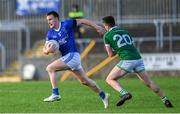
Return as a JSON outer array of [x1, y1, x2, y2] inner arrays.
[[116, 59, 145, 73]]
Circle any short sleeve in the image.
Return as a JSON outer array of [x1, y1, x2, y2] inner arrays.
[[46, 31, 51, 41], [63, 19, 77, 30], [45, 30, 58, 44]]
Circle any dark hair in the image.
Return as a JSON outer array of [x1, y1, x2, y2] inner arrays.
[[102, 16, 115, 27], [72, 4, 79, 9], [47, 11, 59, 20]]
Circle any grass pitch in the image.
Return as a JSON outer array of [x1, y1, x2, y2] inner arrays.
[[0, 76, 180, 113]]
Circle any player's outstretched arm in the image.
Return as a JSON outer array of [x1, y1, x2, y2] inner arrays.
[[76, 19, 105, 36]]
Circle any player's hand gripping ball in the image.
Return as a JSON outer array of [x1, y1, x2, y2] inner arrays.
[[45, 40, 59, 53]]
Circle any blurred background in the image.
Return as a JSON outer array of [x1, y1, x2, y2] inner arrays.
[[0, 0, 180, 81]]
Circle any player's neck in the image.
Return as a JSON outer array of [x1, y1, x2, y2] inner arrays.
[[109, 26, 117, 31], [54, 22, 60, 31]]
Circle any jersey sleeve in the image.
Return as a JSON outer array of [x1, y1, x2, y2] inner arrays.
[[45, 31, 51, 44], [46, 31, 51, 41], [63, 19, 77, 30], [45, 30, 58, 44]]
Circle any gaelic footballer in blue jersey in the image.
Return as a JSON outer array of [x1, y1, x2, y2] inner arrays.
[[43, 11, 109, 109]]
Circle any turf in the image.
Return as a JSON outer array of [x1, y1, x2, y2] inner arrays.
[[0, 76, 179, 113]]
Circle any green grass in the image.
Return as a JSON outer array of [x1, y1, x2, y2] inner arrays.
[[0, 76, 180, 113]]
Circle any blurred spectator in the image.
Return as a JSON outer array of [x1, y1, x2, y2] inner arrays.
[[68, 4, 85, 38]]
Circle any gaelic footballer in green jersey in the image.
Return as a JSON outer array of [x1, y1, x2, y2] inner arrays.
[[102, 16, 173, 108], [103, 26, 141, 60]]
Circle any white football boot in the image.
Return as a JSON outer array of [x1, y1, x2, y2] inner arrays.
[[102, 93, 109, 109], [43, 94, 61, 102]]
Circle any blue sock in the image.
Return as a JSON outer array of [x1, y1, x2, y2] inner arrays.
[[99, 91, 105, 99], [52, 88, 59, 95]]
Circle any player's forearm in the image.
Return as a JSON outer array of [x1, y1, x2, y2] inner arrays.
[[76, 19, 105, 36], [44, 40, 59, 54], [43, 45, 54, 55], [76, 19, 99, 30], [107, 51, 116, 57], [105, 46, 116, 57]]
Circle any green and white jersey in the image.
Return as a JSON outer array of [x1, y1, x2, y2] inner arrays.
[[103, 26, 141, 60]]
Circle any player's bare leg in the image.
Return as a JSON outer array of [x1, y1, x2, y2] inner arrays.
[[136, 71, 164, 97], [72, 68, 109, 109], [46, 59, 69, 88], [105, 66, 132, 106], [73, 68, 102, 93], [106, 66, 127, 92], [44, 59, 69, 102], [136, 71, 173, 107]]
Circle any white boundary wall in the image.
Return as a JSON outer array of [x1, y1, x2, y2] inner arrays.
[[142, 53, 180, 71]]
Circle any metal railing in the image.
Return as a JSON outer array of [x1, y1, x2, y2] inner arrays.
[[0, 0, 180, 74], [0, 21, 30, 74], [0, 42, 6, 71]]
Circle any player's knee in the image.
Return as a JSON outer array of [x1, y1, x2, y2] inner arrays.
[[46, 65, 50, 72], [80, 80, 88, 86], [146, 81, 160, 93], [105, 78, 109, 84], [46, 65, 54, 72], [106, 77, 112, 85]]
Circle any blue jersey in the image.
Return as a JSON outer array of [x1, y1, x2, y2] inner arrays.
[[46, 19, 78, 56]]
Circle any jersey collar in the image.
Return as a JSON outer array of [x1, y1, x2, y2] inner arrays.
[[54, 22, 61, 31], [109, 26, 118, 31]]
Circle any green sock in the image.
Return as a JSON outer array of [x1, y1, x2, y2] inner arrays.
[[120, 89, 128, 95], [162, 96, 168, 103]]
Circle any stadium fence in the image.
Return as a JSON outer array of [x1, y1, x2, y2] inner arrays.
[[0, 0, 180, 75]]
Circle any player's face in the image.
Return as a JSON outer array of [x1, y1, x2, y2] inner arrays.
[[46, 15, 58, 29], [102, 23, 109, 31]]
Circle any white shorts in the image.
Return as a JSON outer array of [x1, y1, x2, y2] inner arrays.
[[116, 59, 145, 73], [60, 52, 82, 70]]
